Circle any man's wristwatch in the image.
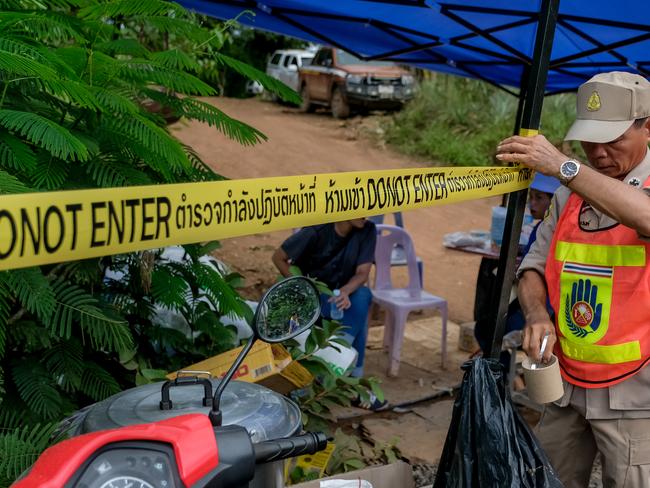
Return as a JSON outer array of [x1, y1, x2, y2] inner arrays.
[[559, 160, 581, 186]]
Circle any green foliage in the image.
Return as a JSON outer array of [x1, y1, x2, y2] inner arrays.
[[104, 248, 249, 375], [0, 422, 58, 485], [384, 74, 583, 166], [0, 2, 277, 483], [283, 315, 383, 432], [325, 429, 402, 476]]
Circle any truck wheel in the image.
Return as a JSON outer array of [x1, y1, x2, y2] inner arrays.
[[299, 85, 314, 113], [330, 86, 350, 119]]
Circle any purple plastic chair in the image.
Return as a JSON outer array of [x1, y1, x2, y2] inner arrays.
[[372, 224, 448, 376]]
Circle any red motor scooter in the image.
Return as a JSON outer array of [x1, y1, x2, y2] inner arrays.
[[14, 276, 328, 488]]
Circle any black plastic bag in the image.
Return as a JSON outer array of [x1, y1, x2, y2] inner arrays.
[[433, 358, 564, 488]]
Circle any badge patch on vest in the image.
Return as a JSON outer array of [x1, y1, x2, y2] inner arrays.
[[560, 263, 612, 344]]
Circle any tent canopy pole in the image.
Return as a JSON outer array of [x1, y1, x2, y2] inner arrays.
[[485, 0, 561, 359]]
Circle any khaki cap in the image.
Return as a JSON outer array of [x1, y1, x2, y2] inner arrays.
[[565, 71, 650, 143]]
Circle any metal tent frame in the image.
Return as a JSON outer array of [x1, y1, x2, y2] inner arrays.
[[180, 0, 649, 358]]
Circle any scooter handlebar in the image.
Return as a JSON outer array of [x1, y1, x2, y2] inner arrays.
[[254, 432, 328, 464]]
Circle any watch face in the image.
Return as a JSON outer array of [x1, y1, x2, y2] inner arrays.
[[562, 160, 578, 177]]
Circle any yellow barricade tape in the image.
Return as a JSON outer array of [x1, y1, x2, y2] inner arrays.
[[519, 128, 539, 137], [0, 166, 533, 271]]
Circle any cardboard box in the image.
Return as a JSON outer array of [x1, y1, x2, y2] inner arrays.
[[285, 442, 336, 481], [167, 341, 313, 395], [289, 462, 415, 488]]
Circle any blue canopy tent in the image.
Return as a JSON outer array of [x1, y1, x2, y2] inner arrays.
[[178, 0, 650, 360], [180, 0, 650, 93]]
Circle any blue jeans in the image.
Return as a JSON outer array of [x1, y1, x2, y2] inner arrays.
[[320, 286, 372, 377]]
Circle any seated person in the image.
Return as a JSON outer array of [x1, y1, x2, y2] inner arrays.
[[272, 218, 376, 378], [474, 173, 560, 371]]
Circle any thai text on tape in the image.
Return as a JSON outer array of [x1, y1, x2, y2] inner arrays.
[[0, 166, 532, 271]]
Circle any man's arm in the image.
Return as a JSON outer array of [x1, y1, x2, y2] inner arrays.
[[272, 228, 317, 278], [332, 263, 372, 310], [519, 270, 556, 362], [566, 165, 650, 236], [515, 188, 564, 361], [272, 247, 292, 278], [497, 134, 650, 236]]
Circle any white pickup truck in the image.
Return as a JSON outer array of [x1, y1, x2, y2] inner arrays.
[[266, 49, 316, 94]]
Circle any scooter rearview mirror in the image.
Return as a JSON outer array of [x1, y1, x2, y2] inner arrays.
[[209, 276, 321, 426], [254, 276, 321, 343]]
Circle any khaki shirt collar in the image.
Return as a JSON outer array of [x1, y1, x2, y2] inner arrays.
[[621, 148, 650, 187]]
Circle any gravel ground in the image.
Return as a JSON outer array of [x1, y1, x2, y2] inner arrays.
[[411, 457, 603, 487]]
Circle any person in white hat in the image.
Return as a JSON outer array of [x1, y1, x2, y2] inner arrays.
[[497, 71, 650, 487]]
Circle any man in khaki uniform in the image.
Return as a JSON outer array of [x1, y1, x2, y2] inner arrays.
[[497, 72, 650, 488]]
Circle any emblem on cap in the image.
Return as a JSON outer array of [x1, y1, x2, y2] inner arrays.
[[587, 91, 601, 111], [628, 177, 642, 187]]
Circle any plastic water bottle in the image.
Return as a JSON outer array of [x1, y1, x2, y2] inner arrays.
[[330, 289, 344, 320], [491, 206, 507, 247]]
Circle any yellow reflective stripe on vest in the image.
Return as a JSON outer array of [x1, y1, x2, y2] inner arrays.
[[555, 241, 646, 267], [560, 337, 641, 364]]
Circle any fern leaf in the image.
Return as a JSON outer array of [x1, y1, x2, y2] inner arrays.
[[177, 97, 266, 146], [6, 268, 56, 323], [46, 78, 101, 110], [79, 362, 120, 401], [0, 10, 86, 44], [83, 154, 153, 188], [191, 261, 248, 319], [0, 169, 31, 194], [11, 362, 62, 420], [120, 60, 216, 96], [0, 110, 88, 161], [0, 43, 100, 108], [102, 113, 189, 170], [151, 48, 200, 72], [0, 422, 57, 481], [182, 143, 223, 182], [79, 0, 185, 20], [48, 278, 97, 340], [0, 36, 49, 65], [151, 267, 189, 311], [89, 85, 139, 114], [0, 275, 10, 356], [213, 52, 302, 104], [0, 46, 58, 79], [31, 154, 69, 190], [56, 259, 102, 286], [80, 304, 133, 353], [48, 277, 133, 352], [80, 50, 120, 86], [51, 45, 89, 77], [43, 339, 84, 392], [9, 322, 51, 353], [0, 131, 37, 172]]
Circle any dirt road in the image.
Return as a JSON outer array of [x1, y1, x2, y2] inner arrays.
[[172, 97, 500, 323]]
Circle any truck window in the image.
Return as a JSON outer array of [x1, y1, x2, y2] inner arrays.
[[270, 53, 282, 65], [284, 55, 295, 67], [313, 49, 333, 67], [336, 49, 394, 67], [320, 49, 333, 67], [300, 56, 314, 66]]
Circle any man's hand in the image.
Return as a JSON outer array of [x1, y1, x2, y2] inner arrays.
[[522, 318, 556, 363], [329, 289, 351, 310], [496, 134, 568, 176]]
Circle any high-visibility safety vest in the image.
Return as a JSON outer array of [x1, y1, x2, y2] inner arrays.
[[546, 185, 650, 388]]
